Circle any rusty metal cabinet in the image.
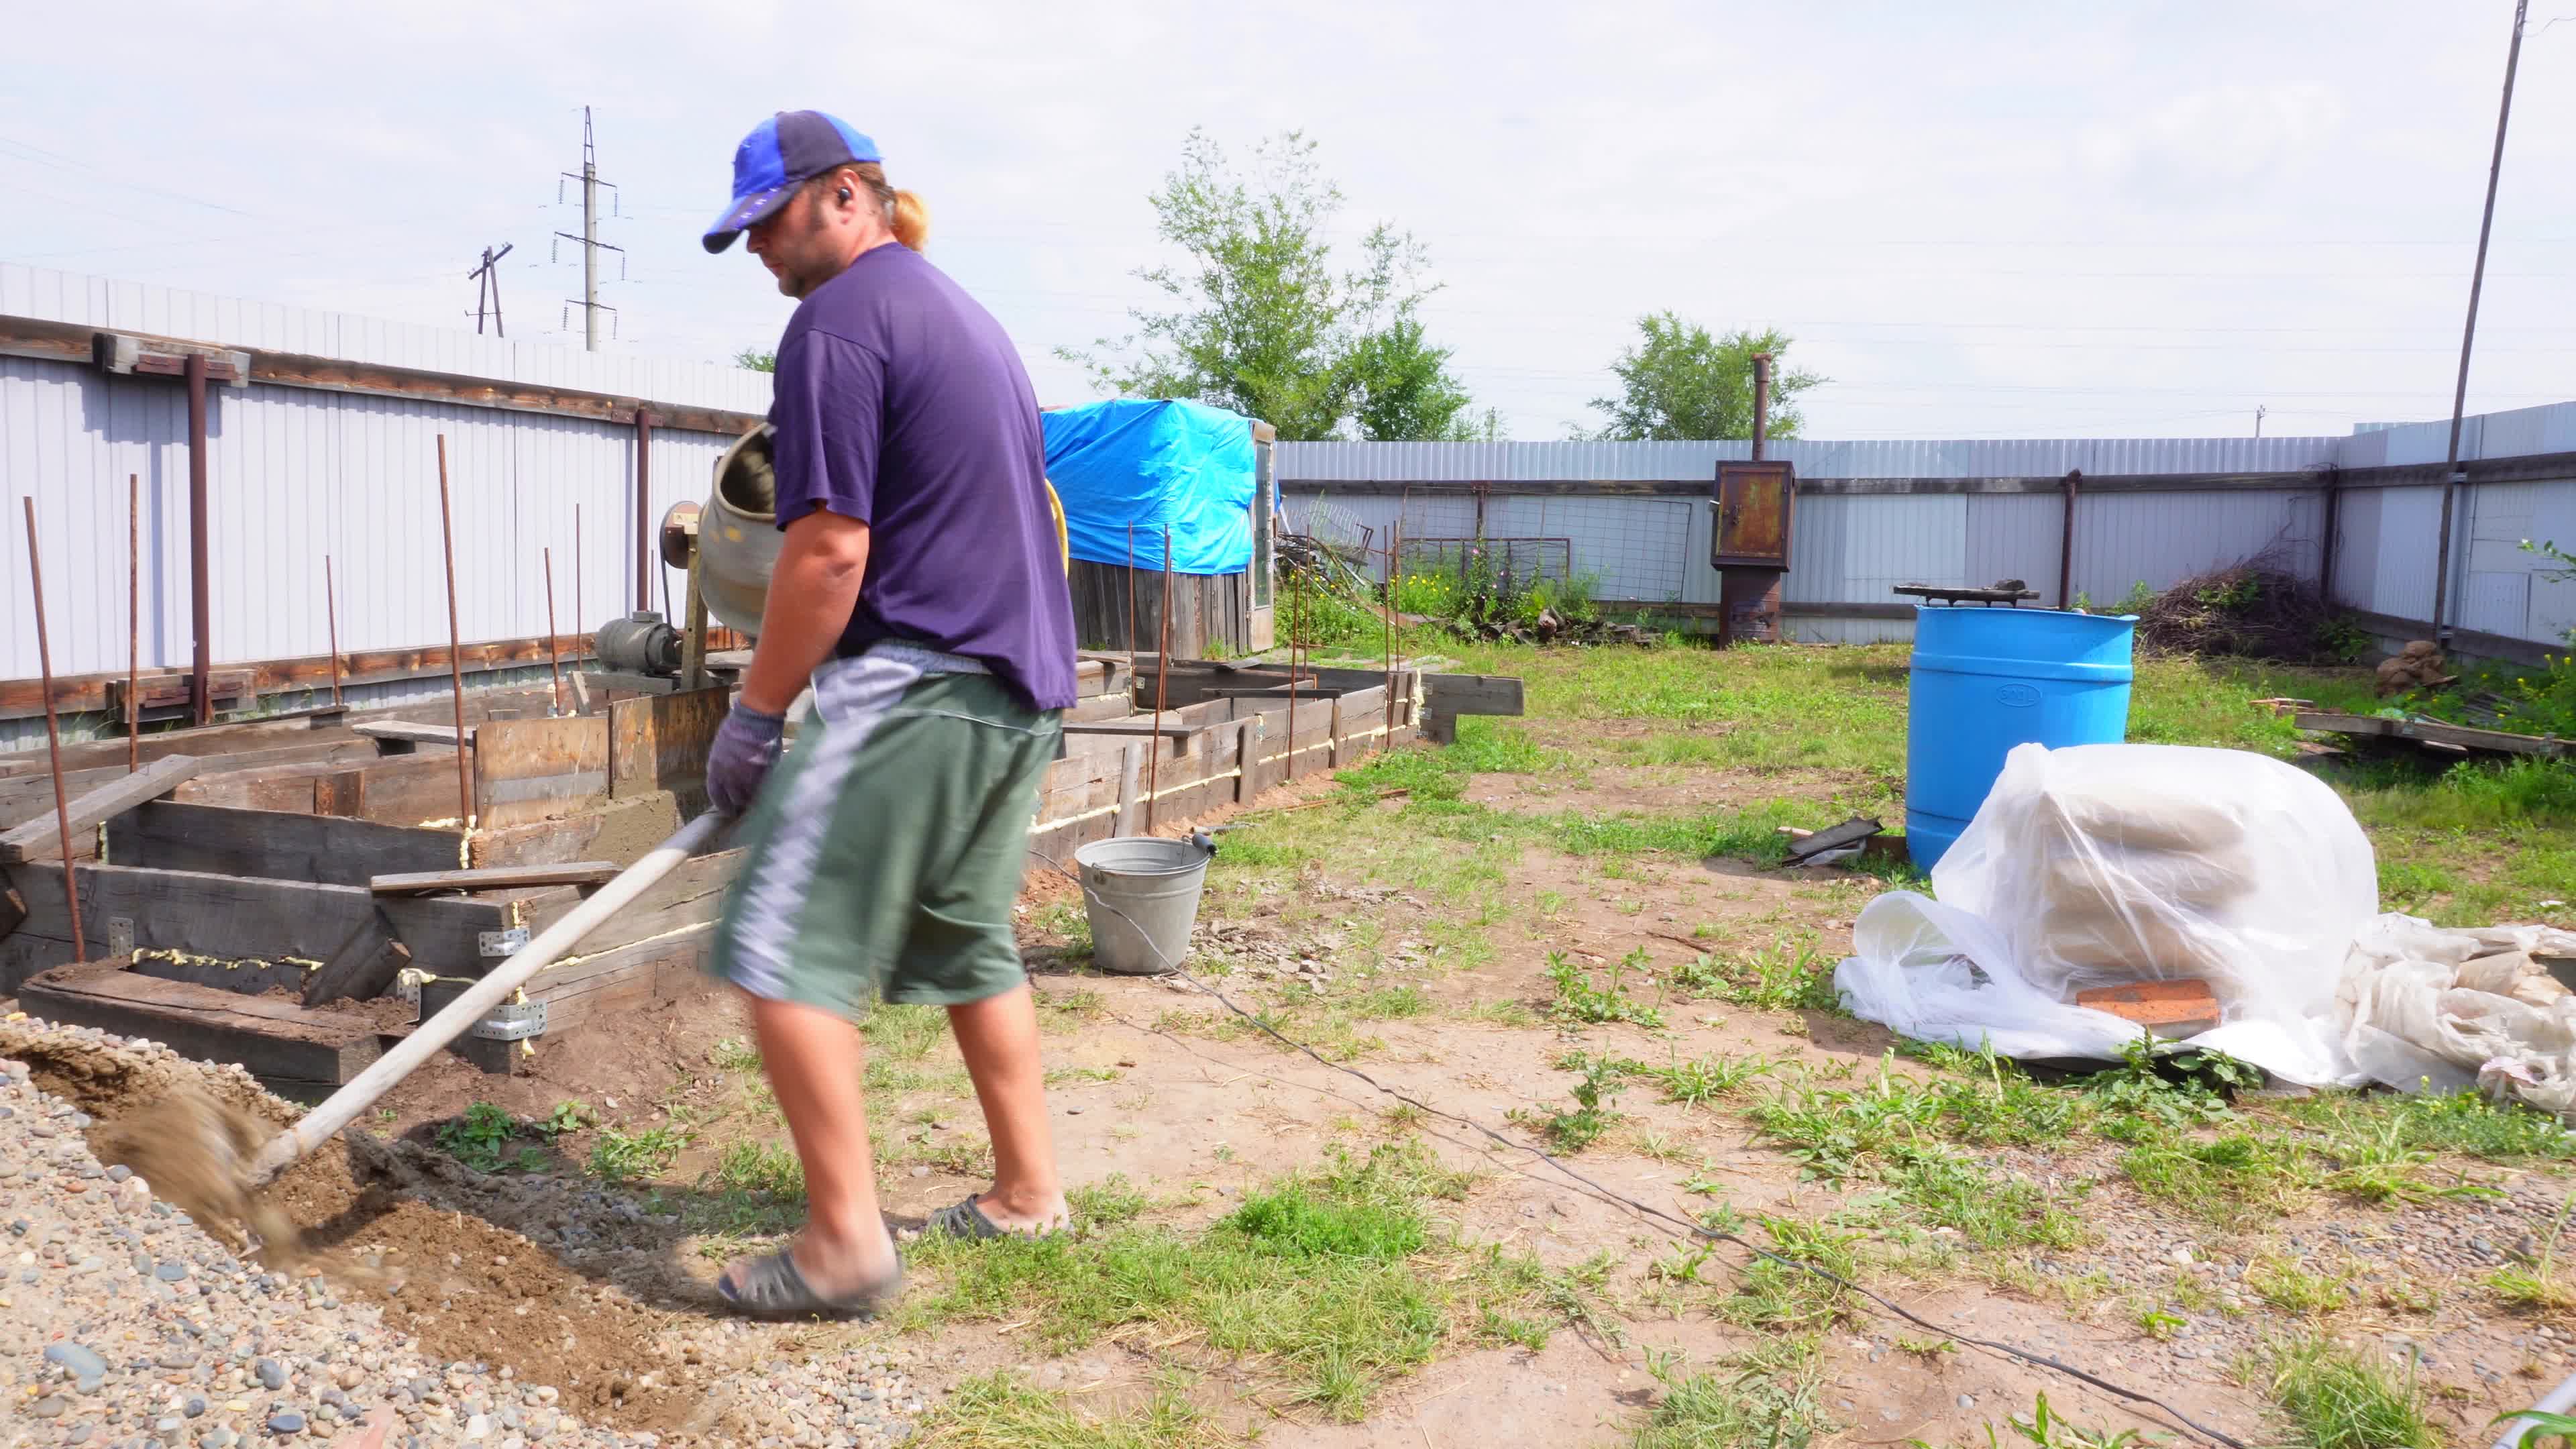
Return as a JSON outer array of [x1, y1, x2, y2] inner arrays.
[[1711, 461, 1796, 568]]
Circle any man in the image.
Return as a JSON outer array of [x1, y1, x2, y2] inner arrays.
[[698, 110, 1079, 1316]]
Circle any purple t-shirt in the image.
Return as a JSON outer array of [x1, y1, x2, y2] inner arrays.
[[767, 243, 1077, 711]]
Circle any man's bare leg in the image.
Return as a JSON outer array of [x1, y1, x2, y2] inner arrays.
[[947, 983, 1069, 1232], [719, 994, 900, 1295]]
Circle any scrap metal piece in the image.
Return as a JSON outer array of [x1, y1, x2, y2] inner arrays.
[[1784, 815, 1884, 865]]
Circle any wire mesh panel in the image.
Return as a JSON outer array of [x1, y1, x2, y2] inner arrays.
[[1395, 537, 1573, 591]]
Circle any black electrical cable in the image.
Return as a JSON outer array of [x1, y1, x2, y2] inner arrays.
[[1032, 843, 2253, 1449]]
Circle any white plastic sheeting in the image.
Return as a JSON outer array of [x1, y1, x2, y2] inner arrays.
[[1835, 743, 2379, 1085], [2341, 916, 2576, 1118]]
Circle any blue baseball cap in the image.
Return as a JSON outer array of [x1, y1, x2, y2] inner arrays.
[[703, 111, 882, 254]]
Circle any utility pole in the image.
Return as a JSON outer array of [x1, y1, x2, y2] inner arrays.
[[2431, 0, 2526, 647], [554, 105, 623, 350], [2254, 405, 2267, 439], [466, 243, 514, 336]]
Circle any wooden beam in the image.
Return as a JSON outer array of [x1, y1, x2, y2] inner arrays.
[[107, 802, 464, 885], [0, 706, 354, 780], [19, 965, 384, 1085], [468, 791, 688, 869], [511, 848, 739, 960], [472, 714, 610, 828], [370, 861, 619, 895], [0, 739, 378, 828], [1063, 720, 1202, 742], [0, 632, 602, 722], [2294, 710, 2568, 759], [354, 720, 469, 747], [607, 687, 726, 812], [0, 755, 200, 863]]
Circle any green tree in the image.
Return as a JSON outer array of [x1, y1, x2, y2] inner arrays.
[[733, 347, 775, 373], [1065, 129, 1476, 441], [1585, 314, 1821, 441]]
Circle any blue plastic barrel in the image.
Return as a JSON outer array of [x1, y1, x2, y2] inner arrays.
[[1905, 608, 2136, 870]]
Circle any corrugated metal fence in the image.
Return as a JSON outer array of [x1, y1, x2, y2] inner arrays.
[[1281, 412, 2576, 655]]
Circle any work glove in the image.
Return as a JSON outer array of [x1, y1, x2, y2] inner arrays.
[[706, 702, 788, 817]]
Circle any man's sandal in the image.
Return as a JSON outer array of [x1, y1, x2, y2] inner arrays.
[[926, 1193, 1066, 1242], [716, 1247, 905, 1319]]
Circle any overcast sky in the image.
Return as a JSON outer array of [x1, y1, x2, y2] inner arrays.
[[4, 2, 2569, 441]]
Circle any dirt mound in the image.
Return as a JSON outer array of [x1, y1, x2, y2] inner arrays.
[[2, 1022, 747, 1436], [2132, 562, 2356, 662]]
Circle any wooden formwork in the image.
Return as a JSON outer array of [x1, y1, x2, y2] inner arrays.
[[4, 654, 1441, 1088]]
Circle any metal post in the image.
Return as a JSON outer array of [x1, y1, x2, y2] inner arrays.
[[1383, 520, 1397, 747], [634, 411, 653, 610], [325, 555, 343, 706], [574, 504, 584, 661], [23, 499, 87, 964], [2058, 470, 2081, 610], [1146, 529, 1173, 829], [2319, 471, 2344, 606], [434, 436, 474, 824], [1750, 352, 1772, 463], [185, 352, 212, 727], [543, 547, 564, 714], [125, 474, 139, 771], [2432, 0, 2527, 645], [582, 106, 600, 352], [1286, 562, 1301, 783], [1126, 523, 1138, 680]]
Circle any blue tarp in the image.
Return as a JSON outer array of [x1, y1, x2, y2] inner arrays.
[[1042, 399, 1255, 575]]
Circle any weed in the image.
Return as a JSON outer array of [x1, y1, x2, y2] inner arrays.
[[2119, 1128, 2317, 1226], [1633, 1349, 1826, 1449], [2257, 1334, 2437, 1449], [1662, 1051, 1780, 1106], [1346, 983, 1432, 1019], [1545, 949, 1664, 1029], [709, 1036, 761, 1072], [1460, 998, 1540, 1028], [708, 1139, 804, 1200], [434, 1102, 517, 1173], [1924, 1393, 2157, 1449], [1896, 1336, 1955, 1358], [532, 1100, 592, 1140], [916, 1372, 1227, 1449], [1699, 935, 1839, 1013], [2488, 1199, 2576, 1311], [1477, 1305, 1551, 1351], [2135, 1307, 2186, 1340], [1724, 1216, 1859, 1330], [1514, 1052, 1633, 1152], [2496, 1410, 2576, 1449], [2249, 1258, 2357, 1318], [588, 1122, 693, 1182]]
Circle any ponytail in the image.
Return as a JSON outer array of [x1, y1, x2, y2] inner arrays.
[[890, 189, 930, 252]]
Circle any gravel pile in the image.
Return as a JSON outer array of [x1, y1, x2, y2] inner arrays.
[[1, 1022, 931, 1449]]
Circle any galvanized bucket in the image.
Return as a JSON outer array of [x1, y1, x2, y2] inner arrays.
[[1073, 835, 1214, 976]]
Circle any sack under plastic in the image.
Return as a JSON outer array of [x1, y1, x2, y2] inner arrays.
[[1834, 743, 2379, 1085]]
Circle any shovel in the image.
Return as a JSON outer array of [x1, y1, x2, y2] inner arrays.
[[244, 812, 728, 1187]]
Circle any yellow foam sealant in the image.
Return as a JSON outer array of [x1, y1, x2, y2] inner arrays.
[[132, 947, 321, 975]]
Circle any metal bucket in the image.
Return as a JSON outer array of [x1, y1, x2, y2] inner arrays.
[[698, 424, 783, 637], [1073, 835, 1214, 976]]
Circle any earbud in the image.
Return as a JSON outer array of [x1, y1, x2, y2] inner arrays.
[[837, 186, 853, 205]]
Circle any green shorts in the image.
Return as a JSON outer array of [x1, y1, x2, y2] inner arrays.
[[708, 645, 1062, 1018]]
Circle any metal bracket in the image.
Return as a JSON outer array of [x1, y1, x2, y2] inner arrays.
[[478, 927, 531, 958], [106, 916, 134, 959], [468, 1001, 548, 1041]]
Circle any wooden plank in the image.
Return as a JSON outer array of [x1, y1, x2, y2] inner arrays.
[[0, 708, 354, 780], [354, 720, 469, 746], [1421, 674, 1525, 714], [170, 751, 462, 823], [524, 922, 716, 1034], [0, 628, 622, 722], [371, 892, 521, 976], [511, 849, 740, 962], [19, 965, 384, 1085], [0, 740, 379, 827], [473, 715, 610, 827], [2294, 710, 2567, 759], [608, 687, 727, 812], [1112, 743, 1144, 836], [468, 792, 688, 868], [104, 669, 252, 714], [0, 755, 201, 863], [372, 861, 620, 895], [1063, 720, 1200, 741], [14, 863, 394, 996], [107, 802, 463, 883]]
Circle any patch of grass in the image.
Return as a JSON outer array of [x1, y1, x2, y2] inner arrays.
[[1069, 1175, 1151, 1230], [2488, 1199, 2576, 1311], [588, 1121, 694, 1182], [707, 1138, 804, 1201], [1633, 1346, 1826, 1449], [708, 1037, 762, 1072], [1927, 1393, 2159, 1449], [1513, 1052, 1633, 1152], [1344, 983, 1432, 1020], [1724, 1216, 1858, 1330], [1459, 998, 1539, 1028], [2256, 1334, 2438, 1449], [2273, 1088, 2576, 1164], [2119, 1128, 2318, 1226], [863, 1002, 951, 1060], [1641, 1049, 1777, 1107], [916, 1373, 1228, 1449], [1546, 949, 1664, 1028], [1693, 936, 1840, 1013], [433, 1102, 519, 1173], [2135, 1307, 2187, 1340], [900, 1144, 1536, 1421], [2249, 1258, 2358, 1318]]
